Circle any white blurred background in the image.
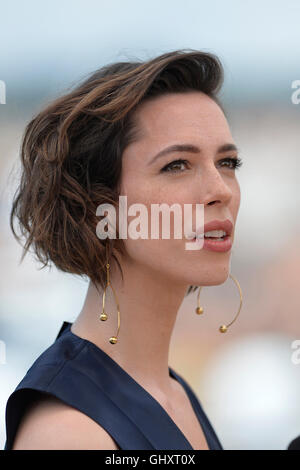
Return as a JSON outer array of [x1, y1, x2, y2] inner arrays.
[[1, 0, 300, 450]]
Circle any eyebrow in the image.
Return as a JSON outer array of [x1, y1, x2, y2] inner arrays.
[[147, 143, 239, 166]]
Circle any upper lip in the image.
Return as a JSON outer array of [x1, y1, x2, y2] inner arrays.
[[191, 219, 233, 239]]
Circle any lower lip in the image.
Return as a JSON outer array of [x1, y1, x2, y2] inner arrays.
[[192, 235, 232, 252]]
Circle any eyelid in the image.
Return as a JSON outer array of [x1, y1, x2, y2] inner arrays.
[[160, 158, 189, 172], [218, 156, 243, 168], [160, 156, 242, 172]]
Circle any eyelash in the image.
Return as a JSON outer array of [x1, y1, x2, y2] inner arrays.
[[160, 157, 243, 173]]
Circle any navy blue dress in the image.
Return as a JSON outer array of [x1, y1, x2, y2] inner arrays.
[[4, 322, 223, 450]]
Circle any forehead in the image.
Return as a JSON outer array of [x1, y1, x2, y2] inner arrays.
[[131, 91, 231, 144]]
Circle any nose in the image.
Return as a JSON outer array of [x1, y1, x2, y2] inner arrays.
[[200, 163, 233, 207]]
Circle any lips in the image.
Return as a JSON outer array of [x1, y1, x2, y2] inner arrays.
[[193, 219, 233, 239]]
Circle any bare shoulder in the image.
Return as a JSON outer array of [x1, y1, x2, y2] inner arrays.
[[12, 393, 120, 450]]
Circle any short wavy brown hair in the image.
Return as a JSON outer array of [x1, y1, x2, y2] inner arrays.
[[10, 48, 224, 296]]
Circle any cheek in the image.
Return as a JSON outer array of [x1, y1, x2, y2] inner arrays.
[[119, 180, 186, 269], [232, 180, 241, 215]]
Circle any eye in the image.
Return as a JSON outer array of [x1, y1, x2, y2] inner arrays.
[[218, 157, 243, 170], [160, 159, 189, 173], [160, 156, 243, 174]]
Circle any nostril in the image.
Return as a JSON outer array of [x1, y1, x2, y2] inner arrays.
[[207, 200, 220, 206]]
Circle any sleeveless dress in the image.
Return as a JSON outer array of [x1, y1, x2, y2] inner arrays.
[[4, 322, 223, 450]]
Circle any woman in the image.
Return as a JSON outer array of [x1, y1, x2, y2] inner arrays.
[[5, 49, 243, 450]]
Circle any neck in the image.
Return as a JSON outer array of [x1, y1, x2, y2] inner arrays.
[[71, 256, 188, 394]]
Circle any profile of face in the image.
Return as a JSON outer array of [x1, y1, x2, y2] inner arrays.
[[117, 91, 241, 288]]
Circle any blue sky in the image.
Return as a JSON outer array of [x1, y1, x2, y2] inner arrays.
[[0, 0, 299, 103]]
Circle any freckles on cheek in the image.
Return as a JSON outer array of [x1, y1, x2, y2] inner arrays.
[[131, 181, 164, 205]]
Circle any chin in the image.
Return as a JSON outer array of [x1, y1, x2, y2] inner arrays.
[[206, 275, 229, 286], [190, 269, 230, 287]]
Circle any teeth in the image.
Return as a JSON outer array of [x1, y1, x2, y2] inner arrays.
[[191, 229, 227, 240], [203, 230, 226, 238]]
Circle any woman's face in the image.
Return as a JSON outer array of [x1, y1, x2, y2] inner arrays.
[[118, 91, 241, 287]]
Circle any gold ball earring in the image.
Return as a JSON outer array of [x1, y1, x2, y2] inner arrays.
[[195, 273, 243, 333], [195, 286, 204, 315], [100, 244, 121, 344]]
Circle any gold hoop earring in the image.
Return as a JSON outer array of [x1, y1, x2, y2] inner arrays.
[[195, 273, 243, 333], [100, 244, 121, 344]]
